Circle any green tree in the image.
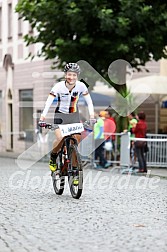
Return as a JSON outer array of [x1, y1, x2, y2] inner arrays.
[[16, 0, 167, 78]]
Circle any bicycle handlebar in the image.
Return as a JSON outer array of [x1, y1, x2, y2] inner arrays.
[[38, 120, 96, 130]]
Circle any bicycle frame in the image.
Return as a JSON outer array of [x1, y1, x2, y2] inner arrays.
[[58, 135, 79, 174], [63, 135, 78, 156]]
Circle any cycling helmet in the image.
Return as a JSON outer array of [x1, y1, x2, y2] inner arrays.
[[64, 63, 80, 74]]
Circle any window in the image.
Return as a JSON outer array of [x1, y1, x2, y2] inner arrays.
[[29, 23, 33, 34], [19, 89, 33, 140], [0, 91, 2, 137], [8, 3, 12, 39], [18, 13, 22, 36]]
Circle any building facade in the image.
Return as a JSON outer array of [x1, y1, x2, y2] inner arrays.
[[0, 0, 63, 154]]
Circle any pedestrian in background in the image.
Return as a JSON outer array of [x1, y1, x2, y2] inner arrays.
[[128, 112, 138, 137], [105, 109, 116, 142], [94, 111, 110, 169], [128, 112, 138, 165], [103, 109, 116, 161], [132, 111, 147, 173]]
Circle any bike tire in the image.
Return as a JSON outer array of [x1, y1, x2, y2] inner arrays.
[[52, 153, 65, 195], [68, 144, 83, 199]]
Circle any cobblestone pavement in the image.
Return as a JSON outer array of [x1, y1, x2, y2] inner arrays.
[[0, 157, 167, 252]]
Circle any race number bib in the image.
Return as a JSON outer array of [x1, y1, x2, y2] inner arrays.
[[59, 123, 84, 137]]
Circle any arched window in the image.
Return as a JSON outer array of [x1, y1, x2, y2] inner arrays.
[[3, 54, 14, 71]]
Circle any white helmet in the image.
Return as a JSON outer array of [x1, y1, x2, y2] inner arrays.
[[64, 63, 80, 74]]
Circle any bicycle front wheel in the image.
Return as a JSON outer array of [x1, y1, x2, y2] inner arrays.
[[68, 144, 83, 199], [52, 153, 65, 195]]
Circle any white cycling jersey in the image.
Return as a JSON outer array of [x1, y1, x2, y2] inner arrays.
[[41, 80, 94, 118]]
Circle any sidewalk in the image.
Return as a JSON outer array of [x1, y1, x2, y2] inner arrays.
[[147, 167, 167, 179], [0, 152, 167, 179]]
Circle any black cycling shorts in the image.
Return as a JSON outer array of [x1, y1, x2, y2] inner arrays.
[[54, 111, 80, 125]]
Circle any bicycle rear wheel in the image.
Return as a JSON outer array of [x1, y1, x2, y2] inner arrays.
[[52, 153, 65, 195], [68, 144, 83, 199]]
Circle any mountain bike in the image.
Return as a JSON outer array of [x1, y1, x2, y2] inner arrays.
[[44, 121, 93, 199]]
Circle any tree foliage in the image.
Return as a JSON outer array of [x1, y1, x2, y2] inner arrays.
[[16, 0, 167, 78]]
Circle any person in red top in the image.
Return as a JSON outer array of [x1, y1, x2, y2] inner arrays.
[[103, 110, 116, 161], [104, 109, 116, 141], [132, 111, 147, 173]]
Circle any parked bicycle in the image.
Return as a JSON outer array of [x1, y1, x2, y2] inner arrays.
[[41, 121, 94, 199]]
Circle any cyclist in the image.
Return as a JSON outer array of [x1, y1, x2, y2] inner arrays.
[[39, 63, 95, 173]]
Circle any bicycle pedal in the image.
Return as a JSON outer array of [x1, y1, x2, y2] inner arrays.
[[52, 169, 60, 177]]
